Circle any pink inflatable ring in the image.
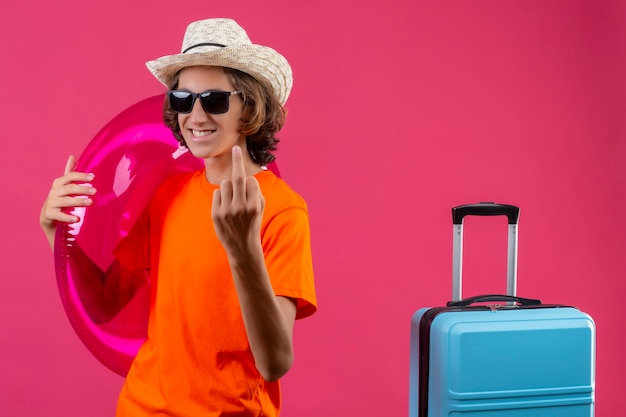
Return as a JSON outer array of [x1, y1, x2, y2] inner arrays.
[[54, 95, 279, 376]]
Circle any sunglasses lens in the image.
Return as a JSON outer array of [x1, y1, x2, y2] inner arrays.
[[200, 92, 230, 114], [169, 91, 194, 113]]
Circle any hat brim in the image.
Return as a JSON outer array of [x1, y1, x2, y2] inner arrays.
[[146, 45, 293, 105]]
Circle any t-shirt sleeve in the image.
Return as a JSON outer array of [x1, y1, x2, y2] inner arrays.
[[262, 206, 317, 320]]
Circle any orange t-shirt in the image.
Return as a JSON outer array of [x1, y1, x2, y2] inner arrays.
[[115, 169, 317, 416]]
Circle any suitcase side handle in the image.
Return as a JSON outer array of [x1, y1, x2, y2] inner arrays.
[[447, 294, 541, 307], [452, 202, 520, 225]]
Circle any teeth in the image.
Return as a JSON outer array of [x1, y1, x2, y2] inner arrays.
[[192, 129, 214, 137]]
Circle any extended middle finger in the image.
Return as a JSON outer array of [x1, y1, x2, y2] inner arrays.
[[231, 146, 246, 203]]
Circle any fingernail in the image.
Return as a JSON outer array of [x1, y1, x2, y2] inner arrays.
[[87, 173, 95, 180], [233, 146, 241, 154]]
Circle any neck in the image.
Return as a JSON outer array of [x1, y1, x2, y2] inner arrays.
[[203, 151, 263, 184]]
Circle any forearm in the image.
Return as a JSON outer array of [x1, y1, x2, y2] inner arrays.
[[42, 225, 56, 250], [39, 205, 57, 251], [228, 245, 296, 382]]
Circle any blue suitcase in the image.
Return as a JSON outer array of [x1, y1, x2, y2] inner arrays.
[[409, 203, 595, 416]]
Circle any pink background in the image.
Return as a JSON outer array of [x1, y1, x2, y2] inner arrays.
[[1, 1, 624, 416]]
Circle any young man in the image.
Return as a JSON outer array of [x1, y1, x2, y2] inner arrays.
[[40, 18, 317, 416]]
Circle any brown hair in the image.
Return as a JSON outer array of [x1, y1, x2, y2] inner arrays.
[[163, 67, 286, 165]]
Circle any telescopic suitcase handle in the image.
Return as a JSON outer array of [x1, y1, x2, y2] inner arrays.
[[451, 202, 521, 302], [452, 202, 520, 225]]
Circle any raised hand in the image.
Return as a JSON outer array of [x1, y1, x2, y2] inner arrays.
[[40, 155, 97, 249], [211, 146, 296, 381], [211, 146, 265, 257]]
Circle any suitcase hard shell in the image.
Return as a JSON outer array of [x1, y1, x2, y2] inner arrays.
[[408, 203, 595, 416]]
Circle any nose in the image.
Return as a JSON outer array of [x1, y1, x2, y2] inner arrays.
[[188, 97, 209, 122]]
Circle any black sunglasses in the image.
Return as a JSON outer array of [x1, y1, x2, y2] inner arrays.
[[167, 90, 242, 114]]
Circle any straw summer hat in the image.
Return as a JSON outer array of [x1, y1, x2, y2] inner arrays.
[[146, 18, 293, 105]]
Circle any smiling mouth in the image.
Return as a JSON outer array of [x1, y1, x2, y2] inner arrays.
[[191, 129, 215, 137]]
